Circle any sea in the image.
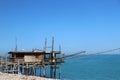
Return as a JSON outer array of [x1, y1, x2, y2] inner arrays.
[[61, 54, 120, 80]]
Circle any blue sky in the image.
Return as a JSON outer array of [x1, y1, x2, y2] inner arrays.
[[0, 0, 120, 54]]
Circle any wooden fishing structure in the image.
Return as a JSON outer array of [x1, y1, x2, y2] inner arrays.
[[0, 37, 65, 79]]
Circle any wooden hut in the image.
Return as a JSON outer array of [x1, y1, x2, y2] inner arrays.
[[8, 51, 45, 63]]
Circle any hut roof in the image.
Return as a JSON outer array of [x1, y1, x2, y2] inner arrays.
[[8, 51, 45, 54]]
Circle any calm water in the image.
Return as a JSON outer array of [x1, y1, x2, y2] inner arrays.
[[61, 54, 120, 80]]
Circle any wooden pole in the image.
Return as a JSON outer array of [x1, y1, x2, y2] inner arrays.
[[50, 65, 53, 78], [44, 38, 47, 51], [40, 66, 42, 76], [43, 65, 46, 77], [52, 37, 54, 53], [59, 65, 61, 79]]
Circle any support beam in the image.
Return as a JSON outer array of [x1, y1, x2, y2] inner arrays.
[[43, 66, 46, 77]]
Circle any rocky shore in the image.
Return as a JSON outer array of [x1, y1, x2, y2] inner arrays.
[[0, 72, 58, 80]]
